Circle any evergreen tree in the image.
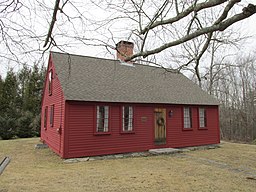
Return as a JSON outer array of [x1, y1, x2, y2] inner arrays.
[[1, 69, 19, 116], [0, 69, 19, 139], [0, 75, 3, 94], [0, 65, 45, 139], [0, 75, 3, 109], [16, 64, 45, 137], [16, 111, 34, 138], [0, 116, 16, 140], [17, 65, 31, 113], [23, 65, 43, 114]]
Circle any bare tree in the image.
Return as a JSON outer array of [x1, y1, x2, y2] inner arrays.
[[0, 0, 51, 67], [71, 0, 255, 62], [207, 53, 256, 142], [1, 0, 256, 69]]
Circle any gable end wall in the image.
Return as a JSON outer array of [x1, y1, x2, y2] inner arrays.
[[40, 54, 65, 157]]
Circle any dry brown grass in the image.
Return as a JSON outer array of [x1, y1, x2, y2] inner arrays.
[[0, 138, 256, 192]]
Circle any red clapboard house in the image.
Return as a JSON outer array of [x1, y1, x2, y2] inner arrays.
[[40, 41, 220, 159]]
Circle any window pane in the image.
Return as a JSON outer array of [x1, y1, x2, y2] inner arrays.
[[184, 107, 191, 128], [50, 105, 54, 127], [128, 106, 133, 131], [96, 106, 109, 132], [48, 70, 52, 94], [104, 106, 109, 132], [199, 108, 206, 127], [44, 107, 48, 128], [123, 106, 133, 131]]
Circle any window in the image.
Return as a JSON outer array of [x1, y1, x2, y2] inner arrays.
[[199, 108, 207, 128], [44, 106, 48, 129], [96, 106, 109, 132], [184, 107, 192, 128], [50, 105, 54, 127], [48, 70, 53, 95], [122, 106, 133, 131]]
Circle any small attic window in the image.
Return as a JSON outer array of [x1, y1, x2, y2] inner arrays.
[[48, 70, 53, 95]]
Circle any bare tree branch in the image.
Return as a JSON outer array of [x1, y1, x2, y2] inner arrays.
[[193, 0, 240, 86], [43, 0, 60, 48], [140, 0, 229, 35], [126, 3, 256, 62], [186, 0, 199, 35], [174, 0, 179, 15]]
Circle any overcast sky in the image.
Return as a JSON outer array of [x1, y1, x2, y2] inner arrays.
[[0, 0, 256, 77]]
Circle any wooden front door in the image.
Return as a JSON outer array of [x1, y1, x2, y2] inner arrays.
[[154, 108, 166, 145]]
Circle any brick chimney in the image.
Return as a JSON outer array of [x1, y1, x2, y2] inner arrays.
[[116, 41, 134, 62]]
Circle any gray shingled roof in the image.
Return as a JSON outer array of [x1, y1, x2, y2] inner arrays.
[[51, 52, 219, 105]]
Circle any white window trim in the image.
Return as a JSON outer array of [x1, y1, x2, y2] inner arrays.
[[199, 108, 206, 128], [50, 105, 54, 127], [96, 106, 109, 132], [184, 107, 192, 128], [122, 106, 133, 131], [104, 106, 109, 132], [48, 70, 53, 94]]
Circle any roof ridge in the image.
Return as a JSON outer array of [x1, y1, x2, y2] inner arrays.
[[50, 51, 179, 73], [50, 51, 117, 62]]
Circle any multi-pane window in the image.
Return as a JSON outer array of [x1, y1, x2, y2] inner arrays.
[[50, 105, 54, 127], [199, 108, 207, 128], [96, 106, 109, 132], [122, 106, 133, 131], [184, 107, 192, 128], [44, 106, 48, 129], [48, 70, 53, 95]]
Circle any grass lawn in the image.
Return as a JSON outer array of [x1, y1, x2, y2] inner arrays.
[[0, 138, 256, 192]]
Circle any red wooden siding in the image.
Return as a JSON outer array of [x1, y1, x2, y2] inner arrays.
[[65, 102, 154, 158], [64, 102, 219, 158], [41, 55, 65, 157], [166, 106, 219, 148]]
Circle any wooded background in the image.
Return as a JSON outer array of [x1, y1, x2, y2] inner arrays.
[[0, 54, 255, 143], [0, 66, 45, 139], [201, 54, 256, 142], [0, 1, 255, 143]]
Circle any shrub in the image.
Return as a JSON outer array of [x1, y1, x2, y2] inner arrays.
[[0, 116, 16, 140], [16, 111, 35, 138]]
